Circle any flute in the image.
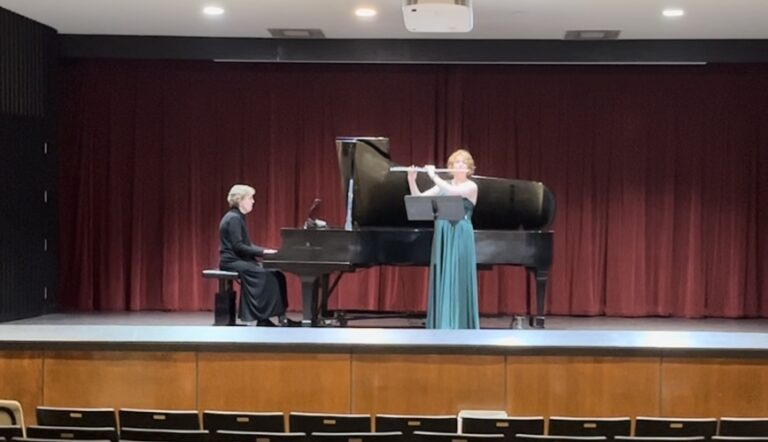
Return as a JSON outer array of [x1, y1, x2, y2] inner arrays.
[[389, 166, 462, 173]]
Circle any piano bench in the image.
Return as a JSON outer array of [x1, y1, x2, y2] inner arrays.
[[202, 269, 240, 326]]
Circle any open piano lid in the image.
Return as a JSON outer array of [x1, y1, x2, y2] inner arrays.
[[335, 137, 555, 230]]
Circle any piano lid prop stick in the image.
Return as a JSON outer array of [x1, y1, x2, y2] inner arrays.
[[389, 166, 463, 173]]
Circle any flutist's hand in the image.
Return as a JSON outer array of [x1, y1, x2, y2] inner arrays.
[[425, 164, 436, 180], [407, 165, 417, 183]]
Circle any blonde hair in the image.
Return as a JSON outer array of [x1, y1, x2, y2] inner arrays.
[[227, 184, 256, 208], [447, 149, 475, 177]]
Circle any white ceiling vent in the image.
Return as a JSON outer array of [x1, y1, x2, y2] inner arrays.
[[402, 0, 473, 33], [564, 30, 621, 40], [268, 29, 326, 38]]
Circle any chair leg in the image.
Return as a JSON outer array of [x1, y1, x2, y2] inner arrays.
[[213, 279, 237, 326]]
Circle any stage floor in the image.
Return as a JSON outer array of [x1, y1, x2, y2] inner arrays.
[[1, 312, 767, 354], [6, 311, 768, 331]]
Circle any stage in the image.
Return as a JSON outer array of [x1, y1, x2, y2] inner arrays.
[[1, 313, 767, 354], [2, 312, 768, 423]]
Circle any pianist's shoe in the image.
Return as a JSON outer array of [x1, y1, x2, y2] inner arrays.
[[280, 316, 302, 327], [256, 318, 278, 327]]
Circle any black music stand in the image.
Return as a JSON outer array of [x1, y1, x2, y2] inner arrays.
[[404, 195, 465, 222]]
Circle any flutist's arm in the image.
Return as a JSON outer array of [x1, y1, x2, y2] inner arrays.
[[426, 165, 478, 199]]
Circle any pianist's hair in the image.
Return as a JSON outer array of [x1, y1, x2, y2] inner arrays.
[[227, 184, 256, 207], [447, 149, 475, 177]]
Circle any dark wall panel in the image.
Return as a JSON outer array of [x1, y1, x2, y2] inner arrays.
[[0, 7, 58, 322]]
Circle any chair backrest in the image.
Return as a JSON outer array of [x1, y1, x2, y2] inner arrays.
[[0, 400, 25, 431], [289, 413, 371, 434], [119, 409, 201, 430], [456, 411, 508, 434], [548, 417, 631, 438], [215, 430, 307, 442], [311, 431, 403, 442], [462, 417, 545, 441], [414, 431, 505, 442], [0, 426, 23, 440], [718, 419, 768, 437], [203, 411, 285, 433], [635, 418, 718, 438], [26, 425, 118, 442], [713, 437, 768, 442], [375, 415, 457, 434], [11, 438, 113, 442], [615, 436, 706, 442], [516, 434, 608, 442], [119, 428, 209, 442], [36, 407, 117, 428]]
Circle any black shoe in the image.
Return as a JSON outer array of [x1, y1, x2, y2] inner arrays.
[[256, 319, 278, 327], [280, 317, 302, 327]]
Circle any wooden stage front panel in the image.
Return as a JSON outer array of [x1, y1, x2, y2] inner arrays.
[[3, 349, 768, 425], [505, 356, 661, 417], [352, 354, 506, 414], [198, 352, 352, 413]]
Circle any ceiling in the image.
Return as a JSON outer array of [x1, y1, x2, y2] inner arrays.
[[1, 0, 767, 40]]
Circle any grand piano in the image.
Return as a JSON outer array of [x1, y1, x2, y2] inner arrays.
[[264, 137, 555, 328]]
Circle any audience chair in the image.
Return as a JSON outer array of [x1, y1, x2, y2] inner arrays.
[[119, 409, 201, 430], [713, 437, 768, 442], [615, 436, 706, 442], [462, 417, 544, 441], [11, 438, 112, 442], [548, 417, 631, 439], [515, 435, 608, 442], [289, 413, 371, 434], [214, 431, 307, 442], [456, 411, 507, 434], [0, 427, 23, 440], [719, 419, 768, 437], [375, 415, 457, 434], [119, 427, 209, 442], [36, 407, 117, 429], [414, 431, 505, 442], [26, 426, 118, 442], [635, 418, 718, 439], [311, 431, 403, 442], [204, 411, 285, 433], [0, 400, 25, 435]]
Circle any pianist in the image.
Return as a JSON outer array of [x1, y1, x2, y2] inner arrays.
[[407, 149, 480, 329], [219, 184, 294, 327]]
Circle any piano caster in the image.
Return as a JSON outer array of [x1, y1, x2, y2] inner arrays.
[[529, 315, 545, 329], [334, 312, 348, 327]]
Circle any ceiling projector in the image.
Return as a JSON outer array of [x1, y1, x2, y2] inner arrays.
[[402, 0, 473, 33]]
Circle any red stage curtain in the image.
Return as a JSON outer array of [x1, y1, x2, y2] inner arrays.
[[57, 60, 768, 317]]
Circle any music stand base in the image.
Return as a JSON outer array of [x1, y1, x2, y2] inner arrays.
[[529, 315, 546, 329]]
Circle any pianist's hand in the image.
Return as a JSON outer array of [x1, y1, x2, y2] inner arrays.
[[263, 248, 278, 254]]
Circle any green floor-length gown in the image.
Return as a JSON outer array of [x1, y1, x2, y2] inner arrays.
[[426, 197, 480, 329]]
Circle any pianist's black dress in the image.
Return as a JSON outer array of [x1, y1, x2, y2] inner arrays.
[[219, 208, 288, 323]]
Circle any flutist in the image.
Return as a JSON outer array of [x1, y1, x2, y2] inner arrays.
[[406, 150, 480, 329]]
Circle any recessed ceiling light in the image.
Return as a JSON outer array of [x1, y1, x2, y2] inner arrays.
[[662, 8, 684, 17], [355, 8, 378, 18], [203, 6, 225, 16]]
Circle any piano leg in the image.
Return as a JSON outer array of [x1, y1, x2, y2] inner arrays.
[[529, 268, 549, 329], [298, 275, 320, 326]]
